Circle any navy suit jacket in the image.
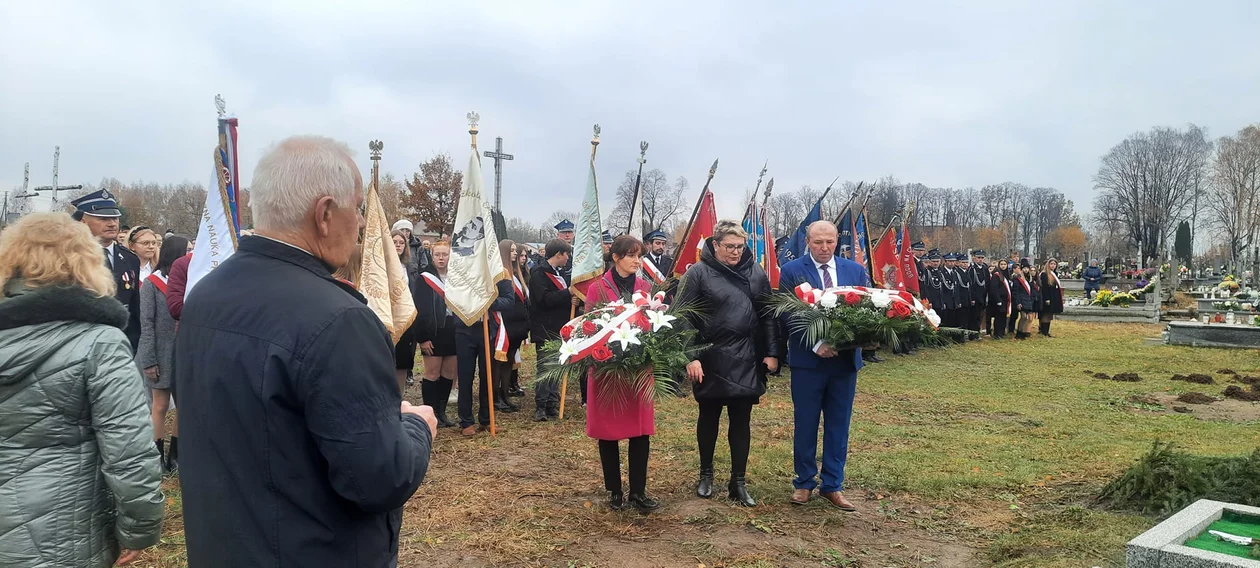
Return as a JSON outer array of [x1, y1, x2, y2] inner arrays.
[[778, 254, 869, 373]]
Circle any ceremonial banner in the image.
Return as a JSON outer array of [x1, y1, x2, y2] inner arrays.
[[218, 117, 241, 229], [674, 190, 716, 275], [836, 208, 853, 259], [446, 145, 508, 325], [186, 144, 240, 296], [359, 182, 417, 344], [571, 148, 605, 300], [899, 219, 919, 295], [742, 202, 765, 264], [761, 208, 780, 289], [780, 193, 825, 266], [870, 226, 901, 289], [853, 208, 872, 274]]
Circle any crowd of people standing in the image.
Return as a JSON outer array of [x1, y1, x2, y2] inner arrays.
[[0, 132, 1071, 567]]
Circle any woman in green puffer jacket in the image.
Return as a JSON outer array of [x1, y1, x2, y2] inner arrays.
[[0, 212, 164, 567]]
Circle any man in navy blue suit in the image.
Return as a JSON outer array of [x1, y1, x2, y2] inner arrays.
[[778, 220, 869, 510]]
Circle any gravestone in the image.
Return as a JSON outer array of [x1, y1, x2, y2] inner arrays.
[[1127, 499, 1260, 567]]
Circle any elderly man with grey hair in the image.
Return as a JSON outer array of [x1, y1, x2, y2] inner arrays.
[[777, 220, 869, 511], [174, 135, 436, 567]]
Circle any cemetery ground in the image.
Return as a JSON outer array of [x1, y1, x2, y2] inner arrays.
[[140, 321, 1260, 568]]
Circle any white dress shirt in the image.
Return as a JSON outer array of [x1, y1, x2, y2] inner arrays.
[[104, 243, 116, 269], [810, 254, 839, 354]]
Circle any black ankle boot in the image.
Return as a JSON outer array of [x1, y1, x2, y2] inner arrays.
[[696, 467, 714, 498], [628, 493, 660, 513], [165, 436, 179, 475], [728, 476, 755, 507], [608, 490, 626, 511]]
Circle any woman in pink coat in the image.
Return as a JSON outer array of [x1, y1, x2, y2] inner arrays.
[[584, 235, 659, 513]]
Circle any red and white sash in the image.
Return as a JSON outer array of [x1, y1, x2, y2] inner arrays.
[[545, 271, 567, 290], [641, 256, 665, 284], [493, 312, 509, 361], [1003, 277, 1012, 317], [512, 275, 527, 302], [146, 273, 168, 296], [421, 272, 445, 298]]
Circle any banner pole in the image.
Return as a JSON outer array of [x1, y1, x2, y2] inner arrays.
[[557, 303, 577, 420], [482, 314, 497, 436]]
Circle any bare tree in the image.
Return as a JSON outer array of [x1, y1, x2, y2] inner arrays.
[[542, 210, 579, 240], [377, 172, 404, 225], [1092, 124, 1212, 266], [1205, 125, 1260, 273], [606, 168, 685, 233], [504, 217, 543, 244], [402, 153, 462, 236]]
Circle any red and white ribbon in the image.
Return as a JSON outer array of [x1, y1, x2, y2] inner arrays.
[[493, 312, 509, 361]]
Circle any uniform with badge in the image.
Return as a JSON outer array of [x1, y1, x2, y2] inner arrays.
[[938, 253, 961, 328], [922, 249, 945, 314], [554, 219, 575, 282], [72, 190, 142, 352], [966, 250, 990, 335], [642, 229, 673, 278]]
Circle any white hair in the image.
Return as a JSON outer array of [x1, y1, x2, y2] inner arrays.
[[249, 135, 362, 232]]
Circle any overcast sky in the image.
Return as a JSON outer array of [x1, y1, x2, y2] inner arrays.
[[3, 0, 1258, 224]]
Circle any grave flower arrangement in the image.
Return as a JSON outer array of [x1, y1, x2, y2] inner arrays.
[[535, 290, 701, 403], [1213, 300, 1243, 312], [766, 284, 966, 351], [1219, 276, 1241, 292]]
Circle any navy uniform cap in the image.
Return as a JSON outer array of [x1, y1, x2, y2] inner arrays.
[[554, 219, 575, 232], [602, 230, 613, 243], [910, 241, 926, 251], [943, 253, 957, 261], [972, 249, 987, 257], [645, 229, 667, 243], [927, 249, 942, 260], [71, 189, 122, 218]]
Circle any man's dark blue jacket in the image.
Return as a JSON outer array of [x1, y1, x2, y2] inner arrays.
[[174, 236, 432, 567]]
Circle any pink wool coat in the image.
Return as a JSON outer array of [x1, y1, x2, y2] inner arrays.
[[584, 270, 656, 441]]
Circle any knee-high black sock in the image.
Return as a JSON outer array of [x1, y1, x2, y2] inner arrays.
[[696, 402, 721, 471], [420, 378, 436, 407], [628, 435, 650, 496], [598, 440, 622, 493], [727, 403, 752, 478]]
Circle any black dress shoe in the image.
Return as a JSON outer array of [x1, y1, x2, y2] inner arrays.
[[628, 493, 660, 513], [546, 405, 560, 419], [436, 414, 456, 428], [534, 409, 549, 422], [495, 402, 518, 413], [608, 491, 626, 511], [728, 477, 755, 507], [696, 468, 714, 499], [507, 387, 525, 397]]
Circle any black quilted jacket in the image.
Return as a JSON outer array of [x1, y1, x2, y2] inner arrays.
[[675, 240, 783, 403]]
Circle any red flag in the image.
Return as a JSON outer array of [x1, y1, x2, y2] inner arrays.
[[674, 190, 716, 276], [899, 224, 919, 295], [870, 227, 901, 289], [761, 208, 779, 289]]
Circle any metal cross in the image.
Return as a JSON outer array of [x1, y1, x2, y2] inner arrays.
[[483, 136, 514, 213], [31, 146, 82, 209]]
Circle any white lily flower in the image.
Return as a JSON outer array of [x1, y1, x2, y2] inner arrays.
[[600, 312, 612, 322], [870, 292, 892, 308], [558, 341, 579, 364], [645, 309, 676, 332], [924, 309, 941, 328], [819, 291, 838, 309], [608, 322, 643, 350]]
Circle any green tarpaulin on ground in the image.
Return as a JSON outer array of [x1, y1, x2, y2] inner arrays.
[[1183, 511, 1260, 559]]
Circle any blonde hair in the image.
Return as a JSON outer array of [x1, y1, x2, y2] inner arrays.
[[0, 212, 115, 297], [1040, 258, 1060, 286], [332, 245, 363, 284], [712, 219, 748, 244]]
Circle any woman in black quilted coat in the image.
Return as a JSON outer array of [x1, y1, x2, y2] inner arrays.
[[1010, 259, 1038, 340], [676, 220, 782, 507], [1037, 258, 1064, 337]]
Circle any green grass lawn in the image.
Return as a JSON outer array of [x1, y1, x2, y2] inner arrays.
[[140, 321, 1260, 567]]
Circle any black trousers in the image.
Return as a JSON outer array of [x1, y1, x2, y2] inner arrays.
[[697, 401, 753, 478], [455, 326, 493, 428], [491, 338, 523, 404], [988, 312, 1008, 338], [969, 306, 983, 333], [1007, 310, 1018, 334], [599, 435, 650, 495]]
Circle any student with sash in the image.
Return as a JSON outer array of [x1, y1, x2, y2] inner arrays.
[[528, 238, 577, 421], [414, 241, 459, 428], [136, 235, 189, 475]]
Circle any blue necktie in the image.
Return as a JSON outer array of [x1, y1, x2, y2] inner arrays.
[[821, 264, 833, 288]]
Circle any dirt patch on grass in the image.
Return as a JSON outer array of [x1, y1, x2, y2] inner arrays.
[[1172, 373, 1215, 384], [1235, 375, 1260, 386], [1176, 392, 1217, 404], [1224, 385, 1260, 402], [1143, 393, 1260, 423], [1095, 372, 1142, 382], [398, 407, 980, 567]]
